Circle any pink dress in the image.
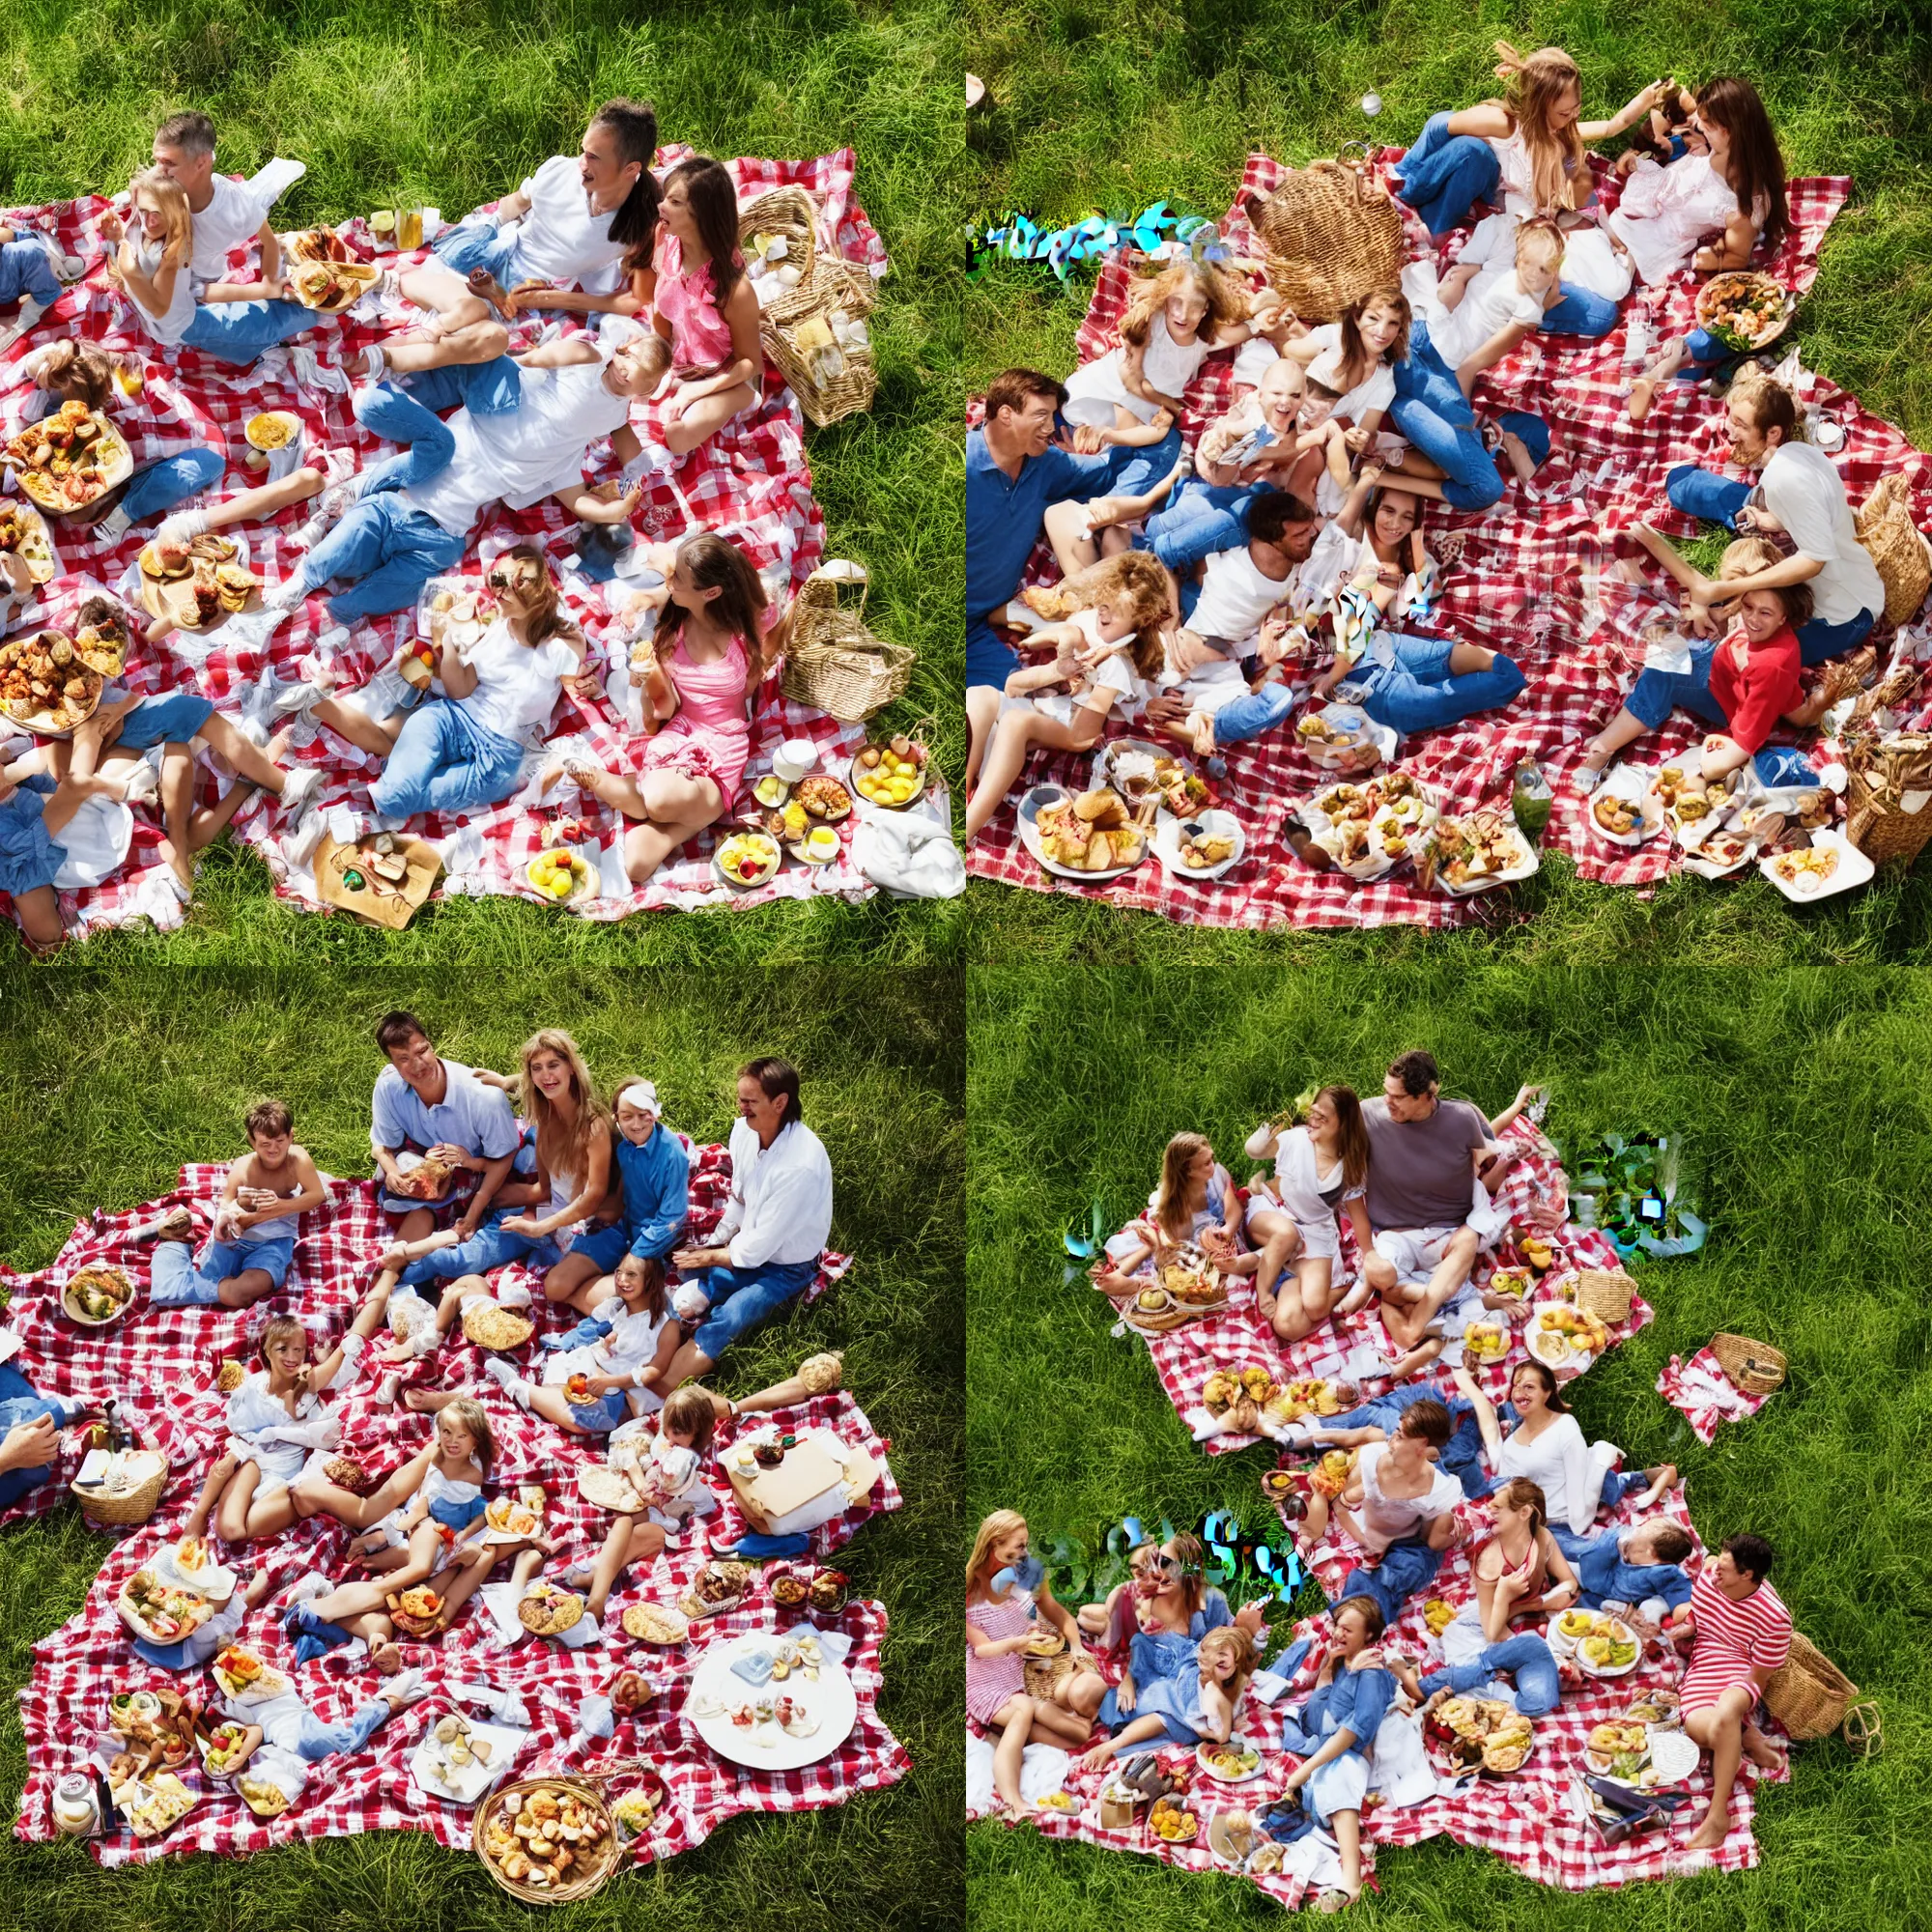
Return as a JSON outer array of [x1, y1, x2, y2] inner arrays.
[[653, 232, 740, 372], [639, 635, 752, 804], [966, 1587, 1034, 1723]]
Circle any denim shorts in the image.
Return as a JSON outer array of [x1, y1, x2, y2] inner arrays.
[[567, 1388, 632, 1434], [570, 1223, 630, 1273], [115, 693, 215, 750]]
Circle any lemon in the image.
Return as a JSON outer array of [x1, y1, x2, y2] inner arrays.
[[549, 870, 575, 899]]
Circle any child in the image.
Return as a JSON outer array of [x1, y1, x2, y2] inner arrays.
[[963, 550, 1168, 838], [1277, 1597, 1396, 1912], [145, 1101, 327, 1308], [205, 1656, 428, 1783], [481, 1250, 679, 1433], [1227, 288, 1304, 395], [1409, 216, 1564, 402], [1078, 1620, 1260, 1770], [1568, 1517, 1695, 1633]]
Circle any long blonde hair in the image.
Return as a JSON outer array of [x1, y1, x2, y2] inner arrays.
[[1072, 549, 1171, 682], [516, 1028, 611, 1193], [1152, 1132, 1216, 1244], [1490, 42, 1586, 214], [967, 1508, 1027, 1600], [1119, 259, 1246, 349], [109, 168, 192, 295], [1197, 1625, 1258, 1703]]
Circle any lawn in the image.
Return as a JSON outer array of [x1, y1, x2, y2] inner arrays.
[[0, 0, 967, 968], [0, 961, 964, 1931], [967, 963, 1932, 1928], [960, 0, 1932, 963]]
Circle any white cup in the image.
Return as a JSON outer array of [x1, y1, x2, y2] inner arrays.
[[772, 737, 817, 782]]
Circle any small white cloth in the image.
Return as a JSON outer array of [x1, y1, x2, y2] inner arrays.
[[965, 1736, 1070, 1818]]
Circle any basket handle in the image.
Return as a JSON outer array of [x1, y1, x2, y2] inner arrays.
[[809, 557, 869, 617], [1334, 139, 1380, 199]]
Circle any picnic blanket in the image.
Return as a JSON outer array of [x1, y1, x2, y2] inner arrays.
[[997, 1486, 1783, 1904], [0, 148, 894, 937], [1657, 1346, 1774, 1444], [967, 149, 1932, 927], [5, 1146, 903, 1865], [1102, 1119, 1651, 1453]]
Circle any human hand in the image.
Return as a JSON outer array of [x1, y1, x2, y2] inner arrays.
[[1070, 425, 1105, 456], [1235, 1600, 1265, 1635], [1148, 408, 1175, 435], [1363, 1250, 1398, 1293], [453, 1211, 482, 1243], [1167, 628, 1223, 677], [1115, 1677, 1137, 1715], [428, 1144, 474, 1170], [100, 210, 126, 244], [0, 1414, 58, 1474], [664, 389, 690, 425]]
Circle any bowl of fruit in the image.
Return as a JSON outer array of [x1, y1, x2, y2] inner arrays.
[[526, 848, 596, 905], [850, 734, 928, 810]]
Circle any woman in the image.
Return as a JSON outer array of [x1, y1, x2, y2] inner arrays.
[[1092, 1133, 1246, 1298], [1277, 1596, 1396, 1913], [1624, 79, 1793, 417], [315, 544, 594, 823], [967, 1511, 1096, 1816], [1276, 288, 1408, 449], [1453, 1359, 1678, 1550], [1243, 1086, 1370, 1341], [641, 157, 762, 456], [1395, 1477, 1577, 1718], [559, 531, 769, 885]]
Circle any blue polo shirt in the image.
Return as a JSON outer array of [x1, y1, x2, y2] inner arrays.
[[965, 426, 1115, 687], [611, 1122, 690, 1262]]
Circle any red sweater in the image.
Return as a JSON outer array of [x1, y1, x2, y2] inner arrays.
[[1708, 624, 1803, 753]]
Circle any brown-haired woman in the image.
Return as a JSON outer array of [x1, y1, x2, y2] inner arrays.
[[1091, 1131, 1247, 1300], [313, 542, 594, 821], [1243, 1086, 1373, 1341], [560, 529, 770, 884]]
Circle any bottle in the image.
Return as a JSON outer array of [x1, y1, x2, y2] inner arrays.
[[100, 1398, 124, 1457], [52, 1772, 99, 1835], [1622, 308, 1649, 370], [1511, 756, 1553, 844]]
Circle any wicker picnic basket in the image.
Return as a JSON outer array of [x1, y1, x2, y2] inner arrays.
[[473, 1776, 620, 1905], [779, 560, 914, 721], [1574, 1268, 1635, 1325], [1022, 1630, 1079, 1699], [1711, 1331, 1786, 1396], [1854, 472, 1932, 627], [1241, 144, 1406, 323], [1765, 1633, 1858, 1742], [1845, 735, 1932, 866], [71, 1450, 170, 1528], [739, 185, 878, 426]]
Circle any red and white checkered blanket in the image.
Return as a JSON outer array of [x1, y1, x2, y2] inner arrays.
[[1108, 1122, 1650, 1451], [1657, 1345, 1774, 1444], [7, 1149, 904, 1864], [1007, 1486, 1780, 1904], [0, 149, 891, 937], [968, 152, 1932, 927]]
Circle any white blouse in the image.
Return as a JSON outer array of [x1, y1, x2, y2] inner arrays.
[[1244, 1123, 1360, 1230], [1493, 1410, 1620, 1536], [1064, 312, 1214, 427]]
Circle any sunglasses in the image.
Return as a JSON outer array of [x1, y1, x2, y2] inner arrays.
[[486, 564, 542, 591], [1131, 1553, 1182, 1578]]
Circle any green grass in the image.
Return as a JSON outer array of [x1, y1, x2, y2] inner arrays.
[[0, 961, 964, 1930], [0, 0, 967, 967], [961, 0, 1932, 962], [968, 963, 1932, 1929]]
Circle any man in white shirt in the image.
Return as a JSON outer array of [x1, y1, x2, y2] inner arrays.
[[273, 330, 665, 624], [1661, 378, 1884, 666], [367, 1009, 522, 1291], [663, 1058, 834, 1382]]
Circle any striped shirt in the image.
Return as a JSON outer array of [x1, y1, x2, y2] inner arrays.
[[1681, 1567, 1792, 1715]]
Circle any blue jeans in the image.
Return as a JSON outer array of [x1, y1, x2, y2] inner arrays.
[[1391, 321, 1548, 513], [1421, 1633, 1561, 1716], [1662, 464, 1880, 667], [354, 383, 460, 495], [399, 355, 524, 418], [570, 1223, 631, 1273], [302, 492, 468, 622], [1539, 284, 1620, 338], [1099, 425, 1182, 501], [1324, 1386, 1489, 1499], [432, 219, 525, 288], [0, 238, 61, 307], [1336, 1535, 1442, 1627], [1625, 643, 1727, 733], [1212, 680, 1294, 747], [1145, 478, 1273, 573], [690, 1254, 822, 1360], [399, 1213, 560, 1289], [1547, 1471, 1653, 1560], [294, 1699, 392, 1763], [181, 299, 317, 367], [370, 699, 527, 819], [120, 446, 226, 523], [151, 1236, 296, 1305], [0, 1364, 74, 1510], [1393, 114, 1503, 237], [1350, 633, 1526, 735]]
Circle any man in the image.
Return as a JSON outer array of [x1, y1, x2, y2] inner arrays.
[[273, 329, 662, 625], [1678, 1533, 1792, 1859], [1281, 1378, 1489, 1499], [661, 1058, 833, 1385], [1653, 378, 1884, 667], [1346, 1050, 1518, 1351], [366, 1010, 520, 1310], [1568, 1518, 1695, 1628]]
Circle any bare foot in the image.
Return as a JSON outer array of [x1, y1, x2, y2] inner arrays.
[[164, 843, 195, 895], [402, 1388, 443, 1414], [1635, 1463, 1680, 1507], [370, 1640, 402, 1674], [1627, 377, 1659, 423], [1741, 1726, 1783, 1773]]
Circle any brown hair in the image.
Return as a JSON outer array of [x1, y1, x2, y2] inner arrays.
[[1336, 1594, 1385, 1641], [1490, 42, 1587, 214], [660, 1383, 717, 1453], [109, 169, 191, 298], [439, 1394, 496, 1479], [516, 1028, 611, 1192], [256, 1314, 308, 1373], [1397, 1397, 1453, 1448], [739, 1055, 804, 1125], [34, 340, 114, 412], [1196, 1625, 1259, 1702], [1333, 287, 1411, 392], [1118, 259, 1246, 350], [1510, 1357, 1569, 1414], [244, 1099, 294, 1141], [1387, 1049, 1439, 1096], [1495, 1475, 1548, 1536], [611, 1251, 668, 1325], [489, 542, 576, 651], [983, 368, 1067, 423], [1649, 1524, 1693, 1565], [1309, 1084, 1370, 1191], [589, 98, 662, 263], [1696, 76, 1789, 252], [1737, 377, 1801, 445], [657, 531, 771, 687], [375, 1010, 429, 1056], [1162, 1533, 1208, 1619], [661, 156, 743, 301], [155, 111, 216, 157], [1248, 492, 1318, 546], [1075, 549, 1170, 681], [1151, 1132, 1217, 1244]]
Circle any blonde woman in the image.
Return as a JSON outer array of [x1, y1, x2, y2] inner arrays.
[[967, 1512, 1094, 1816], [1092, 1132, 1247, 1299]]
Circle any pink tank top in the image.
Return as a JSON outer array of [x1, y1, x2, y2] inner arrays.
[[654, 231, 740, 371], [670, 634, 750, 735]]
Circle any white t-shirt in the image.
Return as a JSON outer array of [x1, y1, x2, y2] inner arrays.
[[1064, 313, 1213, 427], [128, 239, 197, 345], [453, 618, 581, 746], [1031, 608, 1147, 728], [1757, 441, 1886, 628], [188, 174, 277, 282], [407, 355, 633, 536], [1426, 268, 1545, 371], [1189, 545, 1291, 645], [512, 154, 631, 295], [1352, 1442, 1463, 1557], [1300, 323, 1396, 423], [1231, 335, 1279, 390]]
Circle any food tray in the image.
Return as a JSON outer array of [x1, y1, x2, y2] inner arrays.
[[1586, 765, 1665, 847], [1016, 784, 1149, 883], [1760, 828, 1871, 902], [14, 410, 134, 515], [138, 528, 258, 635], [1153, 807, 1244, 882]]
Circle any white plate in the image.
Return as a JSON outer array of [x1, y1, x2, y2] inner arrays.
[[1091, 737, 1205, 813], [408, 1718, 525, 1806], [1153, 807, 1244, 883], [1759, 828, 1872, 902], [712, 835, 782, 892], [1015, 785, 1148, 882], [1585, 765, 1665, 848], [1645, 1726, 1701, 1784], [1525, 1322, 1595, 1374], [1680, 831, 1758, 879], [1295, 703, 1394, 772], [1571, 1616, 1643, 1678], [687, 1632, 858, 1772], [153, 1542, 237, 1605], [1435, 820, 1540, 896], [1195, 1742, 1266, 1785]]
